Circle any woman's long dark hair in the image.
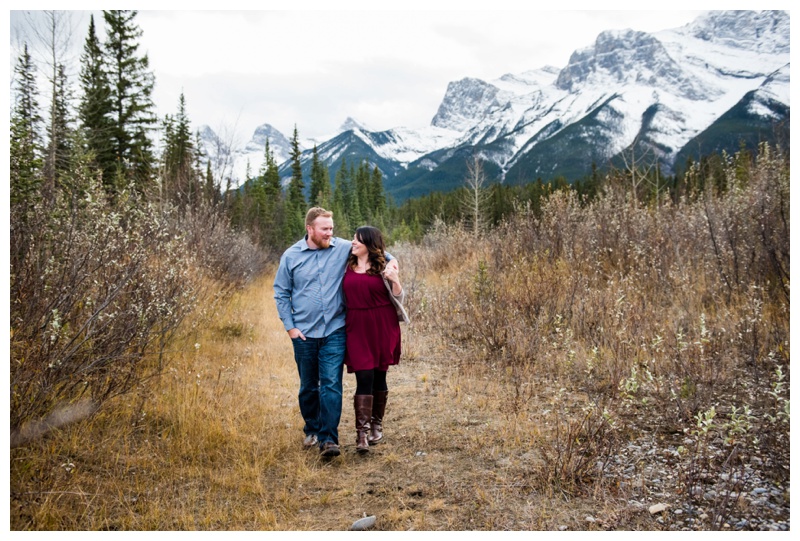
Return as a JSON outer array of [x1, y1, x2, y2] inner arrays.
[[347, 226, 386, 276]]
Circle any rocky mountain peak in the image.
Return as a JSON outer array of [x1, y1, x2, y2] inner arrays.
[[686, 10, 790, 54], [339, 117, 370, 133], [430, 77, 501, 131], [555, 29, 685, 93]]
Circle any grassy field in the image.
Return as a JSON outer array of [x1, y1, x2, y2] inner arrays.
[[10, 150, 790, 531], [12, 271, 608, 530]]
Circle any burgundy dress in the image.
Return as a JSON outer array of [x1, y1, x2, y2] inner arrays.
[[343, 267, 401, 373]]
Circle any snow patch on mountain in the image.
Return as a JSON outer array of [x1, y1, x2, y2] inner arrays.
[[200, 10, 789, 190]]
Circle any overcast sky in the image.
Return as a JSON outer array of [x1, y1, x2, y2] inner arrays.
[[8, 3, 749, 145]]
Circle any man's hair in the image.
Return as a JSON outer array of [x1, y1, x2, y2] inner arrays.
[[305, 207, 333, 228]]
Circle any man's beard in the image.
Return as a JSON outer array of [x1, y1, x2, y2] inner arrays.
[[310, 233, 331, 248]]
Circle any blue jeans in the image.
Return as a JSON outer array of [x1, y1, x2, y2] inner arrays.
[[291, 327, 345, 447]]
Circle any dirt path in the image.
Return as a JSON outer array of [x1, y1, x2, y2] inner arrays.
[[253, 277, 577, 531]]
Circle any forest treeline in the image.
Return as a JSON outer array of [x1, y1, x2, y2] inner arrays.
[[9, 10, 788, 442]]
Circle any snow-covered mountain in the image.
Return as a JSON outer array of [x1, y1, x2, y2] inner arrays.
[[200, 10, 789, 200]]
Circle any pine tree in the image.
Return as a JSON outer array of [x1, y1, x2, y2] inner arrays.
[[309, 145, 332, 208], [369, 164, 386, 217], [347, 160, 363, 227], [45, 63, 74, 191], [204, 160, 217, 204], [78, 17, 117, 193], [283, 125, 306, 239], [355, 160, 371, 220], [160, 93, 199, 205], [261, 138, 285, 248], [103, 10, 157, 192], [10, 44, 44, 209], [332, 157, 359, 236], [78, 14, 116, 193], [228, 188, 244, 231], [332, 156, 348, 212], [287, 125, 306, 212], [248, 166, 268, 244]]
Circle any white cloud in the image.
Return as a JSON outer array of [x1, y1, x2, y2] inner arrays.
[[10, 7, 717, 144]]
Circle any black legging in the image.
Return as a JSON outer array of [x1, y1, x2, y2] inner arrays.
[[354, 369, 388, 396]]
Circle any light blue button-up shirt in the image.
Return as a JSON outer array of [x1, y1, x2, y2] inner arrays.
[[273, 236, 392, 338]]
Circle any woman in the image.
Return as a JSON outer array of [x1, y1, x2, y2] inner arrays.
[[343, 226, 409, 454]]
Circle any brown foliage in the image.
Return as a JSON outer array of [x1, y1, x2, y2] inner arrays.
[[10, 176, 265, 444]]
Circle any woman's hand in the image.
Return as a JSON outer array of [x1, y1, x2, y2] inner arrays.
[[383, 265, 402, 295], [383, 265, 399, 284]]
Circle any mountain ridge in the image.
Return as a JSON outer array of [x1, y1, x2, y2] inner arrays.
[[199, 10, 789, 201]]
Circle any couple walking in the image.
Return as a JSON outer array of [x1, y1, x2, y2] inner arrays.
[[273, 207, 409, 457]]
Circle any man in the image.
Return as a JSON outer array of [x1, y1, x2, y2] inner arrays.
[[274, 207, 397, 457]]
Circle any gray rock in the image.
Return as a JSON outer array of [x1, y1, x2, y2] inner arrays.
[[351, 515, 377, 531]]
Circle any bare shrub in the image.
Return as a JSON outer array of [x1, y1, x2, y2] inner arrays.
[[175, 201, 268, 287], [9, 170, 266, 445], [412, 144, 789, 505], [531, 391, 621, 497]]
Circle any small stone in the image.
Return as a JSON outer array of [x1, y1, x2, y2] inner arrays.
[[649, 503, 669, 514], [351, 515, 376, 531], [558, 525, 568, 531]]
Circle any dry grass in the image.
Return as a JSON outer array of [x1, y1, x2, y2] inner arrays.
[[9, 147, 790, 531], [10, 269, 639, 531]]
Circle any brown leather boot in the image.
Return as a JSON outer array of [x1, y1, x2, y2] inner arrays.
[[369, 390, 388, 445], [354, 395, 373, 454]]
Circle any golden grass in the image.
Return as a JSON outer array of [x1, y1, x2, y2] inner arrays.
[[11, 169, 790, 532], [11, 264, 625, 531]]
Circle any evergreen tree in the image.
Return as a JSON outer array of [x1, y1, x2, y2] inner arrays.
[[160, 93, 199, 205], [309, 145, 332, 208], [346, 160, 363, 227], [10, 44, 44, 209], [261, 138, 285, 248], [78, 14, 116, 193], [369, 164, 386, 217], [355, 160, 371, 220], [248, 166, 269, 244], [332, 156, 359, 236], [204, 160, 217, 204], [332, 156, 348, 212], [287, 125, 306, 212], [103, 10, 157, 192], [284, 125, 306, 239], [44, 63, 74, 191]]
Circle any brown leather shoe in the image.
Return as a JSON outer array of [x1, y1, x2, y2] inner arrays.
[[303, 434, 318, 449], [354, 395, 373, 454], [320, 441, 340, 457], [369, 390, 388, 445]]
